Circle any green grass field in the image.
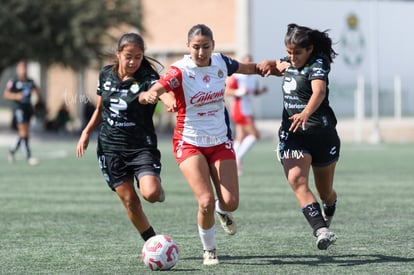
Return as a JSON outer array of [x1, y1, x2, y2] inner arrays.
[[0, 137, 413, 274]]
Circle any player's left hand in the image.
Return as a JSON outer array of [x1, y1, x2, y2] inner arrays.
[[289, 112, 309, 132]]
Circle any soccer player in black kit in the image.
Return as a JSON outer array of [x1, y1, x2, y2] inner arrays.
[[259, 23, 340, 250], [76, 33, 166, 242], [4, 60, 42, 165]]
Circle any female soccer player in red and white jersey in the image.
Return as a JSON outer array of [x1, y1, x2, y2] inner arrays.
[[140, 24, 283, 265]]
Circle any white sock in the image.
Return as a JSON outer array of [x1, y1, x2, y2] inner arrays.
[[215, 199, 227, 215], [198, 225, 216, 251], [236, 135, 256, 162], [233, 140, 240, 156]]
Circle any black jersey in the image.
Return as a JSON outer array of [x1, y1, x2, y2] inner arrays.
[[6, 78, 37, 109], [280, 53, 337, 133], [97, 64, 160, 152]]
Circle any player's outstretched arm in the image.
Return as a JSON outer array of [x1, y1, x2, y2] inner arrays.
[[76, 96, 102, 158]]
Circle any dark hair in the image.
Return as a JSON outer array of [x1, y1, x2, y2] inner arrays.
[[113, 33, 163, 73], [187, 24, 214, 42], [284, 23, 338, 62]]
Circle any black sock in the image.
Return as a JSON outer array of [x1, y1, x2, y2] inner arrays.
[[22, 137, 31, 159], [141, 226, 156, 241], [302, 202, 327, 236], [323, 200, 337, 217]]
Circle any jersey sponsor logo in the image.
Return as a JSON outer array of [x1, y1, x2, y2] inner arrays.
[[285, 95, 299, 100], [312, 67, 326, 77], [197, 109, 218, 117], [114, 121, 136, 127], [109, 98, 128, 116], [282, 76, 297, 94], [285, 102, 307, 110], [194, 136, 223, 145], [189, 89, 225, 107], [119, 89, 129, 95]]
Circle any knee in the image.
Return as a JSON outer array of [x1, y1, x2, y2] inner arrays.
[[222, 197, 239, 212], [198, 197, 215, 216], [140, 177, 164, 203], [142, 188, 163, 203], [288, 175, 308, 192]]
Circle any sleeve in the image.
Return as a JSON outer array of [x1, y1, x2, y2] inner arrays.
[[309, 57, 330, 81], [6, 80, 15, 91], [97, 65, 114, 96], [143, 71, 160, 91], [96, 71, 104, 96], [158, 66, 183, 92], [220, 54, 239, 76]]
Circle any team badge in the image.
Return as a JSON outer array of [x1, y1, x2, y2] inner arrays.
[[169, 78, 180, 89], [16, 81, 23, 89], [217, 69, 224, 78], [130, 82, 139, 93]]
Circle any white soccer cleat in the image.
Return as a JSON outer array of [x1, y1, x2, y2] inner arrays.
[[27, 157, 40, 166], [8, 151, 15, 164], [203, 249, 219, 265], [316, 227, 337, 250], [216, 212, 237, 235]]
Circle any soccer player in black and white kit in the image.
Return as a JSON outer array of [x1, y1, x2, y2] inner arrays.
[[259, 23, 340, 250], [4, 60, 42, 165], [76, 33, 166, 242]]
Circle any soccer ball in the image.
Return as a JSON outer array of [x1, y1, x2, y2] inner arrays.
[[141, 234, 179, 270]]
